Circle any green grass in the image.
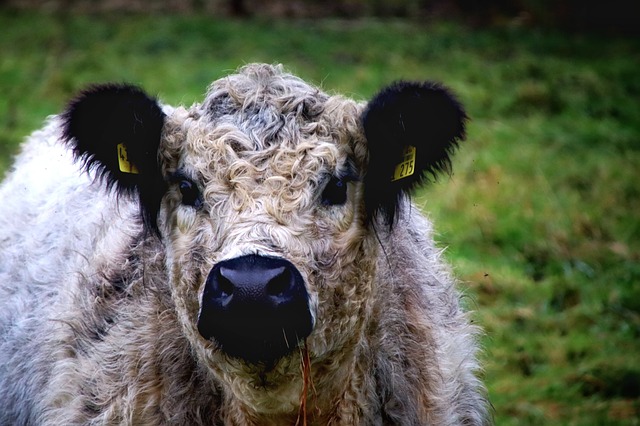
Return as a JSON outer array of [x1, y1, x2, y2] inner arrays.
[[1, 10, 639, 424]]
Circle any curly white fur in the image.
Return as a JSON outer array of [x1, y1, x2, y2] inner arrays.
[[0, 64, 488, 425]]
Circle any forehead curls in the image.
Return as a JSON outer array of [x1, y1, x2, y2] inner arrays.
[[199, 64, 363, 151]]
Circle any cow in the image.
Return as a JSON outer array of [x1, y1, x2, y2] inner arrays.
[[0, 63, 488, 425]]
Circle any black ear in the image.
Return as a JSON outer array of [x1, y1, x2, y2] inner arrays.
[[61, 83, 166, 232], [361, 81, 467, 226]]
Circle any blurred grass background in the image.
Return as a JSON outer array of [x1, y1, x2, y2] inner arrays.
[[0, 4, 638, 424]]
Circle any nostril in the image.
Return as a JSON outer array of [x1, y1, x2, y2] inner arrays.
[[266, 267, 292, 298], [218, 273, 234, 297]]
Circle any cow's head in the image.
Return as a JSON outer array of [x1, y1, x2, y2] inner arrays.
[[62, 64, 466, 413]]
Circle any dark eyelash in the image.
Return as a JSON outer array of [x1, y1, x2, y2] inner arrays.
[[179, 180, 202, 208], [321, 176, 348, 206], [170, 171, 202, 208], [320, 163, 359, 207]]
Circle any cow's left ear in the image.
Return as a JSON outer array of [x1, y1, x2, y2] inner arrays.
[[62, 83, 166, 232], [361, 81, 467, 225]]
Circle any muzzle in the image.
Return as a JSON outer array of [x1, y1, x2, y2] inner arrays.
[[197, 254, 313, 366]]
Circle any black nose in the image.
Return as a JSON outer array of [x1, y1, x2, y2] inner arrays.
[[197, 255, 313, 365]]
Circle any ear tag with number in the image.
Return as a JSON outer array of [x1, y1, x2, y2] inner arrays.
[[117, 143, 139, 174], [391, 145, 416, 181]]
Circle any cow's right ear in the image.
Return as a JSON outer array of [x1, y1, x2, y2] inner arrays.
[[62, 83, 166, 232]]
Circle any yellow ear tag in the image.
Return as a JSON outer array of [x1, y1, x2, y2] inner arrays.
[[391, 145, 416, 182], [117, 143, 139, 174]]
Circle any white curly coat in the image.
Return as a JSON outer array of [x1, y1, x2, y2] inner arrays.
[[0, 64, 488, 425]]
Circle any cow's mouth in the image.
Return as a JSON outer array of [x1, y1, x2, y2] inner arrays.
[[197, 254, 313, 366]]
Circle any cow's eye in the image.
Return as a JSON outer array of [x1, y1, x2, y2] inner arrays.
[[179, 179, 202, 208], [321, 176, 348, 206]]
